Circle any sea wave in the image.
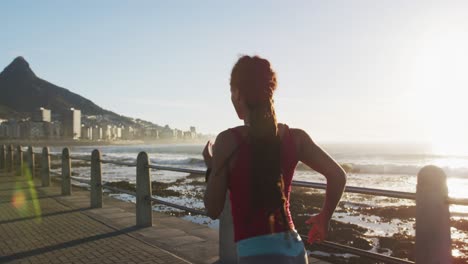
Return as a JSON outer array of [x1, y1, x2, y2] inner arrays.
[[150, 157, 205, 167]]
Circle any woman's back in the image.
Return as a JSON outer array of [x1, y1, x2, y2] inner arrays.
[[228, 123, 298, 242]]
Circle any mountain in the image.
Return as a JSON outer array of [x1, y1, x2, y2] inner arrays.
[[0, 56, 133, 125]]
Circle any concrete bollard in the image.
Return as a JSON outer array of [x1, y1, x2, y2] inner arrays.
[[16, 145, 23, 176], [136, 151, 152, 227], [7, 145, 13, 173], [0, 144, 5, 171], [27, 146, 35, 178], [61, 148, 71, 195], [416, 165, 452, 263], [219, 192, 238, 264], [90, 149, 102, 208], [41, 147, 51, 187]]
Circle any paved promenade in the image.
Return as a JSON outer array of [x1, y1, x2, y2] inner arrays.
[[0, 171, 328, 264]]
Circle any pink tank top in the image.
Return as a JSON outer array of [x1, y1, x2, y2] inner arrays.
[[228, 124, 299, 242]]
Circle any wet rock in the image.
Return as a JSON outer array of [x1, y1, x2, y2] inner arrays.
[[379, 233, 414, 261], [361, 206, 415, 221], [106, 181, 136, 192], [451, 219, 468, 232]]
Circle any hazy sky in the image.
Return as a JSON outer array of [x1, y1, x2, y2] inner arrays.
[[1, 1, 468, 145]]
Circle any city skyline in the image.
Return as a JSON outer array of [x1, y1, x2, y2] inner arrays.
[[2, 1, 468, 153], [0, 105, 199, 141]]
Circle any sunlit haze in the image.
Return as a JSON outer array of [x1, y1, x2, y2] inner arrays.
[[1, 1, 468, 152]]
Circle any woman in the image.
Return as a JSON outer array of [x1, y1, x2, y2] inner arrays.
[[203, 55, 346, 264]]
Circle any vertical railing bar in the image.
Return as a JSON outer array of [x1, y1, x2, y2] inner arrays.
[[16, 145, 23, 177], [7, 145, 13, 173], [0, 144, 5, 171], [136, 151, 152, 227], [27, 146, 35, 179], [41, 147, 51, 187], [90, 149, 102, 208], [415, 165, 451, 263], [61, 147, 71, 195]]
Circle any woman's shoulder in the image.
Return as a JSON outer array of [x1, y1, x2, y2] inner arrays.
[[278, 123, 311, 139], [278, 123, 316, 156], [277, 123, 306, 139], [214, 128, 243, 153]]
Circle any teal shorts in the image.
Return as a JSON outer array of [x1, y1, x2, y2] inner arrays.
[[236, 230, 308, 264]]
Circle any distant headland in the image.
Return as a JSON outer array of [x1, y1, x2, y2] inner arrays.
[[0, 57, 212, 144]]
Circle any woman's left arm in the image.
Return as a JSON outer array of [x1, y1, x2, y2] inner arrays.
[[203, 130, 233, 219]]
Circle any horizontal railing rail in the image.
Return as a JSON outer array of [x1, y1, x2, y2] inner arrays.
[[148, 164, 207, 175], [2, 144, 460, 264], [68, 155, 91, 162], [99, 159, 137, 167], [293, 180, 417, 200], [447, 197, 468, 206], [70, 176, 90, 184]]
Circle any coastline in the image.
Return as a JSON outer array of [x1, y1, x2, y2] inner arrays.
[[0, 138, 211, 147]]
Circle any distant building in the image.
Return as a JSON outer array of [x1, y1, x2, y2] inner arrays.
[[1, 120, 21, 138], [121, 126, 135, 140], [45, 121, 61, 139], [32, 107, 51, 122], [81, 124, 92, 140], [174, 129, 183, 139], [110, 125, 121, 140], [0, 122, 8, 137], [183, 129, 197, 140], [91, 125, 102, 140], [160, 126, 176, 139], [100, 124, 111, 140], [62, 108, 81, 140]]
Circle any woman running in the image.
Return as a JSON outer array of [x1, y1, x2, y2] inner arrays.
[[203, 55, 346, 264]]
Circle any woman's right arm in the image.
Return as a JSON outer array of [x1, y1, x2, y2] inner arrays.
[[292, 128, 347, 243]]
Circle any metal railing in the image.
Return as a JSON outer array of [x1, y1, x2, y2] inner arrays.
[[1, 143, 465, 264]]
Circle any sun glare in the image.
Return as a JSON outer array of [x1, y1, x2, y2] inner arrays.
[[408, 25, 468, 156], [431, 138, 468, 157], [430, 117, 468, 156]]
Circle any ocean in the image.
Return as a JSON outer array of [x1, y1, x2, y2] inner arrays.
[[48, 142, 468, 202], [46, 142, 468, 260]]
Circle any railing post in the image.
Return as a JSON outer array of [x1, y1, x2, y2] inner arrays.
[[27, 146, 35, 178], [7, 145, 13, 173], [41, 147, 51, 187], [61, 147, 71, 195], [90, 149, 102, 208], [136, 151, 152, 227], [416, 165, 452, 263], [219, 192, 238, 264], [16, 145, 23, 176], [0, 144, 5, 171]]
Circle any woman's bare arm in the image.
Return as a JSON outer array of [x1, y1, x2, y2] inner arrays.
[[291, 128, 346, 243], [293, 128, 346, 219], [203, 130, 234, 219]]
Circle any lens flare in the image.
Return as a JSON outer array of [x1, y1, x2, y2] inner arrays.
[[11, 164, 42, 222], [11, 190, 26, 209]]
